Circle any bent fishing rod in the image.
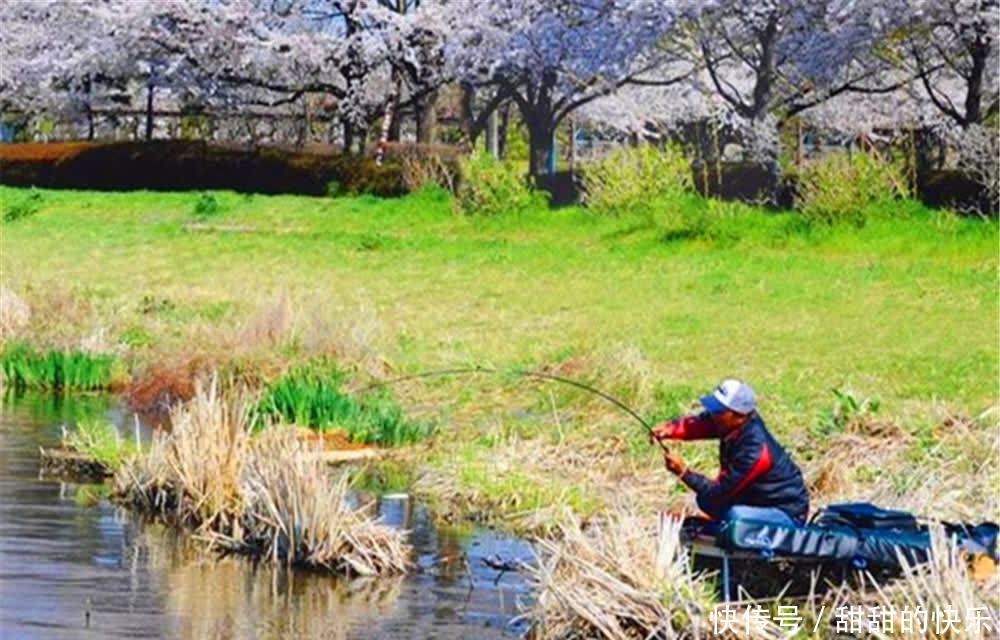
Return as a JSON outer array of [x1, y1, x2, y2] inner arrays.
[[355, 366, 670, 452]]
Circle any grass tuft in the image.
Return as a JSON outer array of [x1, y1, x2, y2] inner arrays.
[[252, 362, 435, 446], [0, 342, 125, 390], [63, 419, 138, 471]]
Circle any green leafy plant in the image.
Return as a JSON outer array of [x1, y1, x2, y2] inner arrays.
[[455, 151, 543, 216], [325, 180, 343, 197], [192, 192, 221, 217], [0, 342, 125, 390], [64, 419, 138, 471], [358, 231, 387, 251], [581, 144, 692, 217], [120, 326, 156, 348], [252, 363, 435, 446], [3, 188, 43, 222], [812, 387, 881, 438], [792, 152, 910, 226]]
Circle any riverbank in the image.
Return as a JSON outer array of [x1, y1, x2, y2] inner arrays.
[[1, 185, 998, 533]]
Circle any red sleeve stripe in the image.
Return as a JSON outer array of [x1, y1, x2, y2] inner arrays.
[[725, 443, 772, 499], [668, 415, 718, 440]]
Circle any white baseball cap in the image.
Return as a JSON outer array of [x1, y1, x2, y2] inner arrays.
[[700, 379, 756, 415]]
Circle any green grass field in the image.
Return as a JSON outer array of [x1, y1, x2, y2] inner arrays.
[[2, 185, 997, 528]]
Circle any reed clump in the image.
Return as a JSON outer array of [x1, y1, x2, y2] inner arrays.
[[524, 508, 743, 640], [112, 376, 411, 576]]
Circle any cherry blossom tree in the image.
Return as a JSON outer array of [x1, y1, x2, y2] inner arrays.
[[447, 0, 692, 179], [893, 0, 998, 128], [693, 0, 909, 125], [0, 1, 138, 138]]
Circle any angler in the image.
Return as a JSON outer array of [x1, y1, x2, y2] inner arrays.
[[651, 379, 810, 525]]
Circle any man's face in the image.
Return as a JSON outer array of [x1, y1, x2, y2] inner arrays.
[[710, 409, 748, 432]]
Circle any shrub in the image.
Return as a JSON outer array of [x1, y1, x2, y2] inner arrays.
[[793, 152, 910, 225], [455, 151, 543, 216], [385, 142, 461, 193], [3, 188, 43, 221], [581, 144, 692, 217], [0, 141, 407, 197], [192, 192, 220, 217]]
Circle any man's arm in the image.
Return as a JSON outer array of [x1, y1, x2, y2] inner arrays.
[[679, 441, 773, 516], [651, 412, 719, 441]]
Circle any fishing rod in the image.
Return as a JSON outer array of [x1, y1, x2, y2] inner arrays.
[[355, 366, 670, 452]]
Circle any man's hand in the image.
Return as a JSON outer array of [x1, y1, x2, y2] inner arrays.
[[663, 450, 686, 476], [649, 422, 673, 444]]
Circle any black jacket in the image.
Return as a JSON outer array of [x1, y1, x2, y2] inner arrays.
[[660, 411, 809, 522]]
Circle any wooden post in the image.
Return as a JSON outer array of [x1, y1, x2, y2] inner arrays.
[[546, 132, 557, 176], [145, 82, 155, 141], [569, 118, 577, 170], [795, 119, 803, 168], [486, 109, 499, 159]]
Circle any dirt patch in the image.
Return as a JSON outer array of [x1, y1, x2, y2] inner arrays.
[[292, 427, 374, 452]]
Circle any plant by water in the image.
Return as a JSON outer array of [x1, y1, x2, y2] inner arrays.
[[252, 362, 435, 446], [0, 342, 124, 390]]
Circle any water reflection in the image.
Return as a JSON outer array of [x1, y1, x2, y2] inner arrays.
[[141, 525, 406, 640]]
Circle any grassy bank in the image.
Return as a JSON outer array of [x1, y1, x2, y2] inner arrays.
[[1, 185, 997, 531]]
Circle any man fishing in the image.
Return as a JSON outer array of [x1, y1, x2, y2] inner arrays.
[[650, 379, 810, 525]]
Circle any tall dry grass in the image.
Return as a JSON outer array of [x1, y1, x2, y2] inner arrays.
[[232, 430, 411, 575], [526, 509, 999, 640], [112, 375, 410, 575], [524, 508, 777, 640], [0, 285, 30, 340]]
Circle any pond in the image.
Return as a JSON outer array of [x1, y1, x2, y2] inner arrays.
[[0, 392, 532, 639]]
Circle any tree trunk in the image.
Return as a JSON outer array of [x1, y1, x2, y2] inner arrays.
[[388, 94, 402, 142], [375, 94, 395, 166], [750, 14, 778, 121], [527, 121, 553, 181], [416, 89, 438, 143], [460, 83, 477, 148], [145, 83, 155, 141], [84, 75, 94, 140], [965, 39, 987, 127], [498, 103, 511, 159], [343, 119, 355, 153]]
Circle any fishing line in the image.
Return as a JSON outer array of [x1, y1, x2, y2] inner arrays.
[[355, 365, 670, 452]]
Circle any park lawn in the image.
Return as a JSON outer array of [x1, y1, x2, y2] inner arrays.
[[1, 185, 998, 529]]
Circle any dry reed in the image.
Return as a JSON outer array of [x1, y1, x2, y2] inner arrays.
[[524, 507, 783, 640], [0, 285, 30, 340], [112, 375, 411, 576]]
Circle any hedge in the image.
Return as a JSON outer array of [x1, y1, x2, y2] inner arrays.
[[0, 140, 422, 197]]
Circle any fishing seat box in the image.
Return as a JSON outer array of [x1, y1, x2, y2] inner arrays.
[[718, 518, 862, 563]]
